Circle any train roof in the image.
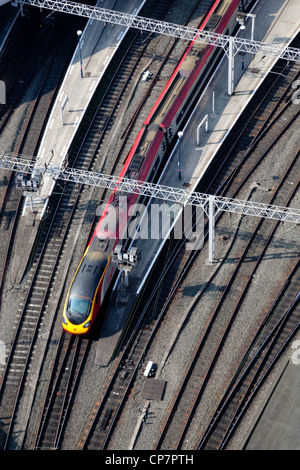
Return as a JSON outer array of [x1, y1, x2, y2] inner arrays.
[[70, 247, 108, 300]]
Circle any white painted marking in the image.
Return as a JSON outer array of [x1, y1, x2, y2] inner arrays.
[[0, 340, 6, 365]]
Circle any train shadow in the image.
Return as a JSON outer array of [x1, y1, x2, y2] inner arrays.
[[0, 418, 19, 450], [182, 282, 226, 297]]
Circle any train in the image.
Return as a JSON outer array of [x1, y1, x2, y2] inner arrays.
[[62, 0, 242, 334]]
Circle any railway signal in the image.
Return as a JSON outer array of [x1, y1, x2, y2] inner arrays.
[[112, 245, 140, 297]]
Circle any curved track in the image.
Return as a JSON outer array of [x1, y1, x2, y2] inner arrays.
[[0, 15, 79, 295], [104, 48, 299, 450], [0, 0, 207, 449], [32, 0, 224, 450], [155, 151, 299, 450], [197, 257, 299, 449], [0, 0, 298, 452]]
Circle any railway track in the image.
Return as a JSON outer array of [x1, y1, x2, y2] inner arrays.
[[197, 257, 299, 449], [0, 7, 147, 449], [98, 44, 299, 449], [147, 53, 300, 449], [16, 0, 217, 450], [0, 0, 204, 449], [0, 46, 131, 447], [205, 58, 300, 197], [71, 14, 299, 453], [33, 333, 89, 449], [0, 0, 297, 452], [0, 15, 81, 295], [0, 177, 83, 449], [77, 234, 182, 450], [154, 150, 299, 450]]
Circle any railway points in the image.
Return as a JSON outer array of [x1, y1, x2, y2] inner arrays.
[[5, 0, 299, 292], [21, 0, 146, 221], [94, 0, 300, 365], [11, 0, 300, 222], [5, 0, 299, 288], [0, 0, 298, 452], [6, 0, 146, 282]]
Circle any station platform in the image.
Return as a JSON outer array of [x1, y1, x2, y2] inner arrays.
[[4, 0, 299, 450], [10, 0, 146, 282], [96, 0, 300, 366], [242, 347, 300, 450], [22, 0, 147, 220]]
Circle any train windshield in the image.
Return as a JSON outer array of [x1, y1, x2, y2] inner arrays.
[[67, 296, 91, 325]]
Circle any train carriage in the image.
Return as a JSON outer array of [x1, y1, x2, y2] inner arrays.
[[62, 0, 242, 334]]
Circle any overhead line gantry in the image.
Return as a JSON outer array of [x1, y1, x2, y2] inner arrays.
[[0, 153, 299, 262], [2, 2, 299, 260], [13, 0, 300, 94]]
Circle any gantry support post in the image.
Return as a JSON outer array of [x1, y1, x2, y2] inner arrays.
[[0, 154, 299, 224], [228, 36, 235, 95], [208, 195, 215, 263]]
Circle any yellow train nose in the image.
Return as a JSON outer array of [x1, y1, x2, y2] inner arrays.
[[62, 321, 90, 335]]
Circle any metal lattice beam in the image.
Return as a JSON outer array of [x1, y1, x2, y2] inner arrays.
[[1, 153, 299, 224], [16, 0, 300, 62]]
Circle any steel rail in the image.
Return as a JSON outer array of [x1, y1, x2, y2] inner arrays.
[[0, 186, 73, 449], [78, 0, 216, 448], [34, 334, 89, 449], [25, 20, 169, 448], [80, 63, 300, 449], [155, 60, 300, 307], [154, 148, 299, 450], [33, 333, 74, 449], [149, 62, 300, 446], [219, 280, 300, 449], [145, 59, 300, 448], [17, 0, 300, 62], [0, 37, 132, 444], [0, 32, 70, 292], [197, 261, 299, 449], [83, 130, 299, 451], [0, 153, 299, 224], [0, 20, 90, 448], [207, 64, 300, 197]]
